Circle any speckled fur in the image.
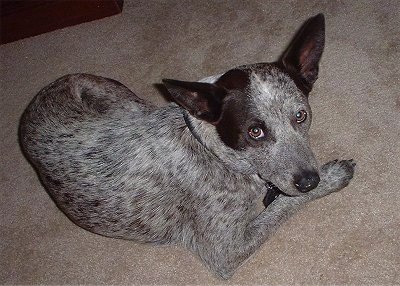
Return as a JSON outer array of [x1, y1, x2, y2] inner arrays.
[[19, 14, 355, 279]]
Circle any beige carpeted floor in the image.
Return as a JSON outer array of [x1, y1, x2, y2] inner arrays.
[[1, 0, 399, 284]]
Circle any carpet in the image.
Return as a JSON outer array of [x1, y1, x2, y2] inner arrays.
[[1, 0, 399, 284]]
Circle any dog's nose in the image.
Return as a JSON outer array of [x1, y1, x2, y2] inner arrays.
[[293, 170, 320, 193]]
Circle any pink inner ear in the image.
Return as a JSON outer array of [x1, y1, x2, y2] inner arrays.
[[196, 98, 209, 114], [188, 91, 211, 114], [299, 41, 315, 72], [189, 91, 199, 99]]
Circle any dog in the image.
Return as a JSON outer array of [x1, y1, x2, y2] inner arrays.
[[19, 13, 355, 279]]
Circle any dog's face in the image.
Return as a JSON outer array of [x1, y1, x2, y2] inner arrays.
[[164, 14, 325, 196], [215, 65, 319, 196]]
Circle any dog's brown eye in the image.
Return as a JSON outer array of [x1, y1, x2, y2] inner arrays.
[[295, 110, 307, 123], [248, 126, 265, 140]]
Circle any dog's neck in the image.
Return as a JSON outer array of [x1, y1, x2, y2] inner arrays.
[[182, 110, 206, 147]]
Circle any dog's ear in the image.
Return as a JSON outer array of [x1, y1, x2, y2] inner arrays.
[[215, 69, 250, 90], [162, 79, 227, 123], [280, 13, 325, 93]]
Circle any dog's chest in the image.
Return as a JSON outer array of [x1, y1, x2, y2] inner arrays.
[[197, 173, 266, 208]]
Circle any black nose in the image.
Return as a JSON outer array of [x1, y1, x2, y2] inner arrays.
[[294, 170, 320, 192]]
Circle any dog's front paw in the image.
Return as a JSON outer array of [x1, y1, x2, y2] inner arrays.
[[318, 159, 356, 195]]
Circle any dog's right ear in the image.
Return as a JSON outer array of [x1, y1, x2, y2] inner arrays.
[[162, 79, 227, 124]]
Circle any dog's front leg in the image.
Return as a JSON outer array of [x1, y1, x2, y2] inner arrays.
[[202, 195, 305, 279], [212, 159, 355, 279]]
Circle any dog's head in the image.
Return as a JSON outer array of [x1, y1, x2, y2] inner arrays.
[[163, 14, 325, 196]]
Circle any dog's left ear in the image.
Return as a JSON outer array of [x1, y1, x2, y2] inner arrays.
[[162, 79, 226, 124], [280, 13, 325, 93]]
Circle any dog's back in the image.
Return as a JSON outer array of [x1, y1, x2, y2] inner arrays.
[[19, 73, 263, 246]]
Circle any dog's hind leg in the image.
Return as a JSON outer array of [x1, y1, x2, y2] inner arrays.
[[69, 74, 152, 114]]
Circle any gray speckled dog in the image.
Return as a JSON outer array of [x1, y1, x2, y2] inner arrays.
[[20, 14, 355, 279]]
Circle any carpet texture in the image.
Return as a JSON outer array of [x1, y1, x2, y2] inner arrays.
[[1, 0, 399, 284]]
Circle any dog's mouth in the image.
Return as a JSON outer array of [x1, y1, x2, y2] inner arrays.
[[263, 181, 284, 207], [258, 175, 285, 195], [265, 181, 280, 192]]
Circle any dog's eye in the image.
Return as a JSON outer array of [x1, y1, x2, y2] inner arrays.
[[248, 126, 265, 140], [295, 110, 307, 123]]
